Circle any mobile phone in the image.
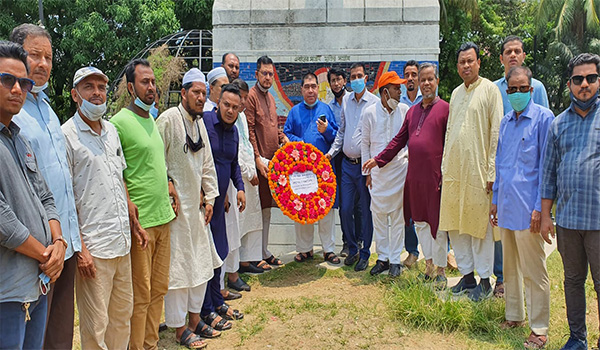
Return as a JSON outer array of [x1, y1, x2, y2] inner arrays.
[[319, 115, 326, 122]]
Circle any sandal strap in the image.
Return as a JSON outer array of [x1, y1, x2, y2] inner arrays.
[[179, 328, 204, 348]]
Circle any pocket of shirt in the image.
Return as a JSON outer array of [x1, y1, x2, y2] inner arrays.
[[24, 155, 38, 173], [519, 135, 537, 165]]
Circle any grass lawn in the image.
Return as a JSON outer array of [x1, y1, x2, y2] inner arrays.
[[72, 250, 598, 349]]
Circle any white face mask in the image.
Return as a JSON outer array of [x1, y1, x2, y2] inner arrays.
[[384, 88, 399, 111], [31, 81, 48, 94], [77, 89, 106, 121]]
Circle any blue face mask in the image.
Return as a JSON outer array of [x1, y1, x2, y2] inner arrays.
[[149, 102, 159, 119], [507, 91, 531, 112], [350, 78, 366, 94], [303, 100, 317, 108], [130, 83, 154, 112], [570, 91, 599, 111]]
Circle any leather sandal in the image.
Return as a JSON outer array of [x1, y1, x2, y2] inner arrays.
[[256, 260, 272, 271], [500, 320, 526, 329], [265, 255, 284, 266], [217, 303, 244, 320], [177, 328, 207, 349], [323, 252, 341, 264], [524, 332, 547, 349], [194, 319, 221, 338], [294, 251, 314, 263], [202, 311, 232, 331]]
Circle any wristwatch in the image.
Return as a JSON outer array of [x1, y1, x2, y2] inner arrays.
[[53, 236, 68, 249]]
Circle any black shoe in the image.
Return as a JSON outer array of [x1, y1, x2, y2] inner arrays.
[[339, 243, 349, 258], [354, 258, 368, 271], [238, 262, 264, 274], [158, 322, 168, 332], [222, 290, 242, 300], [227, 277, 251, 292], [389, 263, 403, 277], [450, 276, 477, 295], [370, 260, 389, 275], [468, 282, 493, 302], [344, 253, 359, 266]]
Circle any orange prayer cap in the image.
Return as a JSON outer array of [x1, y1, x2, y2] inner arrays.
[[378, 71, 406, 87]]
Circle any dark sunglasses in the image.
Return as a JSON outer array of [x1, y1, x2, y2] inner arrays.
[[570, 74, 599, 86], [0, 73, 35, 93], [507, 86, 531, 94]]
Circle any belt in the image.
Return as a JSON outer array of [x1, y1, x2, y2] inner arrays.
[[343, 155, 361, 165]]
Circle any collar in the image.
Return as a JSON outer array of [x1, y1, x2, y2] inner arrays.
[[420, 96, 440, 109], [353, 90, 370, 103], [464, 76, 483, 92], [74, 112, 105, 136], [568, 98, 600, 116], [27, 90, 50, 104], [509, 99, 534, 121], [332, 90, 349, 106], [256, 83, 270, 93], [0, 120, 20, 135]]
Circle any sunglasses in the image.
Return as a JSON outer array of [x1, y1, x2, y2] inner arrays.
[[507, 86, 531, 94], [570, 74, 599, 86], [0, 73, 35, 93]]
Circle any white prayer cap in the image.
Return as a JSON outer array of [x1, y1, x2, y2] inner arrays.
[[207, 67, 227, 85], [182, 68, 206, 85]]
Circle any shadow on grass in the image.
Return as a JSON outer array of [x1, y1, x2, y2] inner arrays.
[[240, 257, 331, 288]]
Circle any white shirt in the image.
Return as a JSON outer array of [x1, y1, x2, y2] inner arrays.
[[156, 104, 222, 289], [327, 90, 378, 158], [361, 101, 409, 213], [203, 99, 217, 113], [62, 113, 131, 259]]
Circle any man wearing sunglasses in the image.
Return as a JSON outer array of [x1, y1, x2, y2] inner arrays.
[[10, 23, 79, 350], [541, 53, 600, 350], [489, 66, 553, 349], [492, 35, 551, 300], [156, 68, 220, 349], [0, 41, 64, 350]]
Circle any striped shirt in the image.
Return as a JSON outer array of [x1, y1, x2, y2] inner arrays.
[[541, 99, 600, 230]]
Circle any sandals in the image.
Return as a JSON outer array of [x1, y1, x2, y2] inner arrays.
[[323, 252, 341, 264], [256, 260, 272, 271], [217, 303, 244, 320], [500, 320, 526, 330], [494, 282, 505, 298], [294, 251, 314, 263], [194, 319, 221, 338], [265, 255, 284, 266], [177, 328, 207, 349], [202, 311, 232, 331], [524, 332, 547, 349]]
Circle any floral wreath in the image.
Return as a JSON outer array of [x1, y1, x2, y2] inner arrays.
[[268, 141, 336, 224]]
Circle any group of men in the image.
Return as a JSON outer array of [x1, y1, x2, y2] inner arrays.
[[0, 21, 598, 350]]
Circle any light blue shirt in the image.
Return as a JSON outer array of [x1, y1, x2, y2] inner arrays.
[[492, 100, 554, 231], [494, 76, 549, 115], [328, 90, 349, 126], [541, 99, 600, 230], [399, 86, 422, 107], [13, 91, 81, 259]]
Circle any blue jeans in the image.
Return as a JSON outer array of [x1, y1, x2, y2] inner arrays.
[[333, 154, 361, 245], [404, 220, 419, 256], [494, 240, 503, 283], [0, 294, 47, 349], [340, 158, 373, 260]]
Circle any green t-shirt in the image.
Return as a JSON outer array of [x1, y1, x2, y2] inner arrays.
[[110, 108, 175, 228]]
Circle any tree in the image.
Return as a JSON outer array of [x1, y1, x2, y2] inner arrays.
[[175, 0, 214, 30], [0, 0, 180, 120]]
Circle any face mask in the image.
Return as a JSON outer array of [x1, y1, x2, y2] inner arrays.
[[350, 78, 366, 94], [181, 114, 204, 153], [333, 85, 346, 98], [304, 100, 317, 108], [130, 83, 153, 112], [79, 98, 106, 121], [507, 91, 531, 112], [149, 102, 159, 119], [31, 81, 48, 94], [384, 88, 399, 111], [570, 91, 599, 111]]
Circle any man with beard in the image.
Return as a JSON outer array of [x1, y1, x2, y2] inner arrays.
[[156, 68, 221, 349], [204, 67, 229, 113], [246, 55, 289, 269], [10, 24, 78, 350], [222, 53, 240, 82], [541, 53, 600, 350], [201, 84, 246, 330], [110, 58, 179, 350]]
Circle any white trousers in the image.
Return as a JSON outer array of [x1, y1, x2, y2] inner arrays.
[[373, 209, 405, 264], [262, 208, 272, 259], [164, 283, 207, 328], [501, 228, 550, 335], [448, 224, 494, 278], [239, 229, 262, 262], [415, 221, 448, 268], [294, 210, 336, 254]]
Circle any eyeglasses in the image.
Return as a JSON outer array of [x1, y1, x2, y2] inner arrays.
[[570, 74, 599, 86], [258, 71, 274, 77], [0, 73, 35, 93], [507, 86, 531, 94]]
